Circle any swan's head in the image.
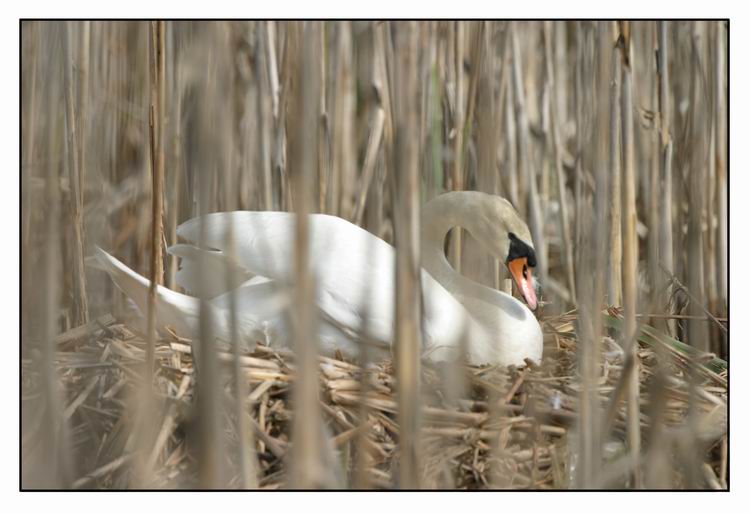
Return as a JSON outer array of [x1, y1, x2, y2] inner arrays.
[[474, 195, 539, 311], [423, 191, 540, 310], [505, 232, 538, 310]]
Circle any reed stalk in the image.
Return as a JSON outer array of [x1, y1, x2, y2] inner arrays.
[[289, 21, 326, 488], [449, 21, 464, 272], [62, 21, 90, 327], [391, 21, 422, 489], [36, 35, 73, 485], [715, 23, 726, 310], [618, 22, 642, 488], [511, 23, 548, 287], [657, 21, 675, 336], [543, 21, 576, 303], [21, 20, 728, 491]]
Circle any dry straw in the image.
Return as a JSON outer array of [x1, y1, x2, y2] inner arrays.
[[21, 20, 727, 489]]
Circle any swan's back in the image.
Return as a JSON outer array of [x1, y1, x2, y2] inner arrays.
[[177, 212, 472, 354]]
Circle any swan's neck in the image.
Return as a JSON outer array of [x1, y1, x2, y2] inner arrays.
[[421, 191, 531, 306], [422, 191, 502, 299], [422, 195, 469, 294]]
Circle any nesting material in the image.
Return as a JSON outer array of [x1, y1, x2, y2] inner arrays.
[[21, 310, 727, 489]]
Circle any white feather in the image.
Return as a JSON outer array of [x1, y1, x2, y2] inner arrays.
[[94, 192, 543, 365]]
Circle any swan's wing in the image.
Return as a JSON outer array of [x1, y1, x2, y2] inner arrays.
[[167, 243, 254, 298], [177, 212, 399, 344], [210, 278, 289, 318], [93, 247, 281, 347], [177, 212, 297, 281], [92, 247, 203, 339], [177, 211, 473, 352], [208, 275, 391, 359]]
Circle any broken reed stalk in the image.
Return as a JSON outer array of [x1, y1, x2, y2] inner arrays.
[[21, 23, 37, 250], [36, 44, 73, 486], [273, 24, 292, 211], [392, 21, 422, 489], [266, 21, 280, 124], [146, 20, 165, 385], [289, 21, 326, 489], [607, 34, 623, 307], [644, 26, 675, 479], [62, 20, 90, 327], [225, 210, 260, 489], [21, 24, 38, 350], [165, 22, 181, 291], [130, 20, 166, 487], [685, 22, 712, 488], [475, 23, 498, 200], [577, 21, 612, 488], [704, 24, 718, 348], [657, 21, 675, 336], [714, 23, 726, 308], [503, 48, 519, 209], [687, 23, 709, 355], [330, 22, 356, 219], [77, 22, 90, 207], [354, 106, 386, 226], [543, 21, 576, 303], [462, 22, 485, 153], [353, 325, 374, 489], [317, 26, 328, 215], [573, 24, 586, 265], [473, 23, 501, 293], [618, 22, 642, 488], [221, 29, 259, 488], [647, 23, 662, 330], [511, 23, 548, 285], [449, 21, 464, 272], [191, 26, 229, 489], [352, 238, 382, 489], [255, 26, 275, 212]]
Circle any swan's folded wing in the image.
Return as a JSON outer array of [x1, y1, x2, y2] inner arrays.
[[177, 212, 398, 341], [167, 243, 254, 298], [176, 211, 475, 354], [177, 212, 296, 281], [92, 247, 202, 339]]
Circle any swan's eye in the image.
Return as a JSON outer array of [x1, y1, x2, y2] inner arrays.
[[506, 233, 535, 267]]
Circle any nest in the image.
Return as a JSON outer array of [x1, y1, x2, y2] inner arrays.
[[21, 309, 727, 489]]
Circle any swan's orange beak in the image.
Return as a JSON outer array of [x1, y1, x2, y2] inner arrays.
[[508, 257, 538, 311]]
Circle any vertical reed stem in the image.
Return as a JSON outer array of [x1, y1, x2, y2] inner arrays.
[[544, 21, 576, 302], [62, 21, 90, 326], [392, 21, 422, 489], [450, 21, 464, 272], [289, 21, 325, 488], [618, 22, 642, 488], [657, 21, 675, 336]]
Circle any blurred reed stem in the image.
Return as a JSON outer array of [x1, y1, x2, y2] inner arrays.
[[657, 21, 675, 337], [62, 20, 90, 327], [392, 21, 423, 489], [20, 20, 728, 490], [289, 21, 326, 489], [618, 22, 642, 488], [543, 21, 576, 303]]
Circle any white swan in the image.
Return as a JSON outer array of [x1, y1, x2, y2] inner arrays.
[[94, 191, 542, 366]]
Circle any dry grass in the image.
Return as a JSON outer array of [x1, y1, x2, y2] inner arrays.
[[20, 309, 726, 489], [21, 20, 728, 489]]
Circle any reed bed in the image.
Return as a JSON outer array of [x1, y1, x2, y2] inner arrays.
[[21, 309, 726, 489], [21, 20, 728, 489]]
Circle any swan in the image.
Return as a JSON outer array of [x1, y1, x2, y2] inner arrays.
[[93, 191, 542, 366]]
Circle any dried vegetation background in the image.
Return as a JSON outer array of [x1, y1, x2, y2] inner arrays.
[[21, 20, 727, 489]]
